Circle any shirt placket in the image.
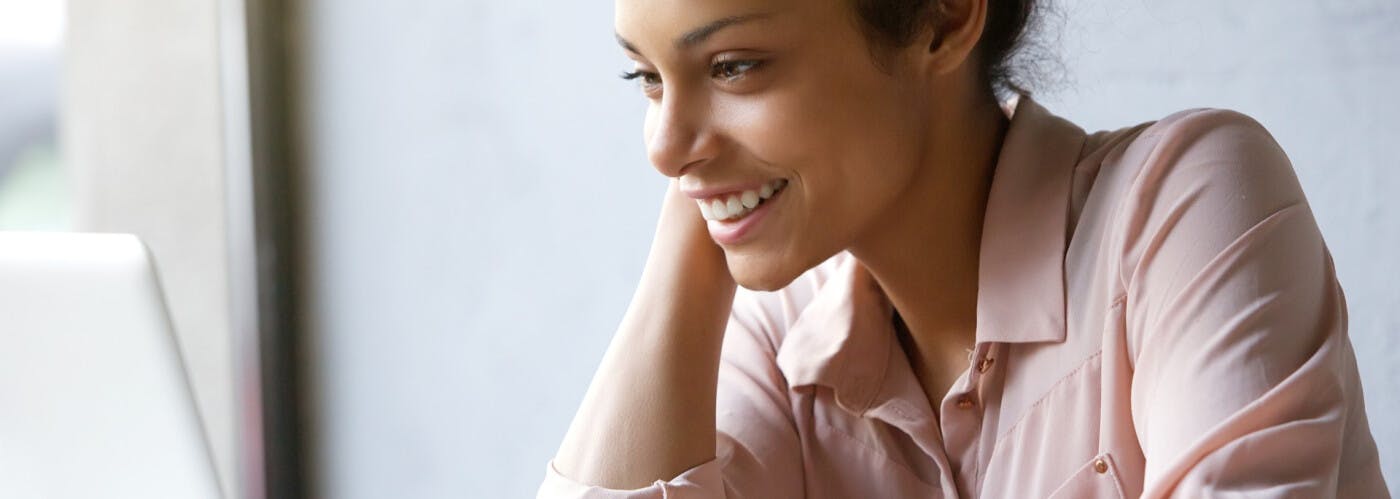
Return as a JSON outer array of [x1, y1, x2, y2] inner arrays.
[[937, 342, 1001, 498]]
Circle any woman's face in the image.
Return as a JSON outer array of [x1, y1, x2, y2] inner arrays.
[[616, 0, 939, 290]]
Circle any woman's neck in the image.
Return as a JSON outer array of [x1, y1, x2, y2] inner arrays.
[[848, 87, 1009, 404]]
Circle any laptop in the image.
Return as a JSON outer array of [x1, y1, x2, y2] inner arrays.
[[0, 232, 224, 498]]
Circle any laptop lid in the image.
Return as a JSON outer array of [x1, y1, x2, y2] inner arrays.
[[0, 232, 223, 499]]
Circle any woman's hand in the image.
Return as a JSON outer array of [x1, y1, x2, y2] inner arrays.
[[643, 179, 735, 293], [550, 178, 739, 490]]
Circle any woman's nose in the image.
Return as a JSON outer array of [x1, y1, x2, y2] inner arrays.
[[645, 93, 719, 178]]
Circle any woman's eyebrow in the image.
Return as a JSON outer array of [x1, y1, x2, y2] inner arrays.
[[615, 12, 774, 56]]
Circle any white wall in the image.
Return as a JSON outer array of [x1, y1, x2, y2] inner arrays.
[[296, 3, 655, 497], [296, 1, 1398, 497]]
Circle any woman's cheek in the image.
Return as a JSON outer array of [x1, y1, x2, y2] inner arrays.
[[729, 79, 822, 148], [719, 95, 789, 161]]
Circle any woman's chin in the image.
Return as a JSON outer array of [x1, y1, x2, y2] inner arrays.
[[725, 252, 807, 292]]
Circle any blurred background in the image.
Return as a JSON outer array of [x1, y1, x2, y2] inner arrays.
[[0, 0, 65, 229], [1, 0, 1395, 498]]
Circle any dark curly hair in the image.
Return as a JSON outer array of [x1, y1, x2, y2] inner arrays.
[[850, 0, 1048, 98]]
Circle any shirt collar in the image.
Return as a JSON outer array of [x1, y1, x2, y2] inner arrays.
[[775, 95, 1086, 408], [975, 95, 1086, 343], [775, 253, 898, 414]]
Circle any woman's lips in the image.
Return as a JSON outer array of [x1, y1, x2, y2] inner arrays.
[[694, 179, 788, 222], [702, 180, 787, 245]]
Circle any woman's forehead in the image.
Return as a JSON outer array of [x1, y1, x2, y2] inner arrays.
[[613, 0, 831, 56]]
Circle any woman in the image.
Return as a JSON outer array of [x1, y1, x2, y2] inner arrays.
[[541, 0, 1388, 497]]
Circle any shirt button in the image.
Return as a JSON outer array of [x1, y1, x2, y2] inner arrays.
[[976, 357, 994, 373], [956, 395, 975, 409], [1093, 458, 1109, 474]]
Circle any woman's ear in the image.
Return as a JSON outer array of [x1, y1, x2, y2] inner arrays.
[[917, 0, 988, 75], [924, 1, 949, 53]]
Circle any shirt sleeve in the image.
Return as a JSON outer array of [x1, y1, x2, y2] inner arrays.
[[1120, 109, 1387, 498], [538, 287, 806, 499]]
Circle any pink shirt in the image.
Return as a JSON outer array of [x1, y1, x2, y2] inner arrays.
[[539, 97, 1389, 498]]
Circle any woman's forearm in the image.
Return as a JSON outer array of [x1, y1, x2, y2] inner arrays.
[[552, 185, 737, 489]]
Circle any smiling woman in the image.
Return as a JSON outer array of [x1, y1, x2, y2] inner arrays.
[[541, 0, 1389, 497]]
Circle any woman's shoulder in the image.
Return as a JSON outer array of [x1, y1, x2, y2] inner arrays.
[[1077, 104, 1316, 316], [1073, 106, 1299, 228], [1084, 106, 1289, 178]]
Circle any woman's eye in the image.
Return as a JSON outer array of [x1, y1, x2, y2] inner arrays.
[[618, 59, 760, 97], [711, 60, 760, 81], [619, 70, 662, 89]]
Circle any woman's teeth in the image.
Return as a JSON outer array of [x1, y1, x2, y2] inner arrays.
[[698, 179, 788, 221]]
